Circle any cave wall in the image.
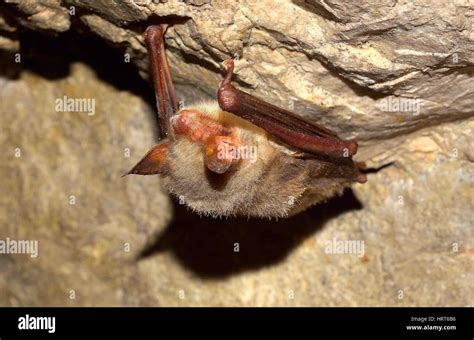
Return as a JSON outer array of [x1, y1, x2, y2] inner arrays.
[[0, 0, 472, 306]]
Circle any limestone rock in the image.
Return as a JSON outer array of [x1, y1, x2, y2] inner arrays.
[[3, 0, 70, 33], [0, 0, 472, 306]]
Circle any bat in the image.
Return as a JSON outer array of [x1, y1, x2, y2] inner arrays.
[[124, 24, 367, 218]]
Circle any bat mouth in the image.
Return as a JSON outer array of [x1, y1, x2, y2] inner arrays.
[[206, 160, 233, 174]]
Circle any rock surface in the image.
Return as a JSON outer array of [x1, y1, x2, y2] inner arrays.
[[0, 0, 472, 306]]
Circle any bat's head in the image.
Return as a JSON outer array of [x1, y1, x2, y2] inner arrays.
[[126, 101, 365, 218], [163, 101, 282, 217]]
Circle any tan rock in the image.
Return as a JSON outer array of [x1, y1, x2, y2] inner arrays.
[[0, 0, 472, 306]]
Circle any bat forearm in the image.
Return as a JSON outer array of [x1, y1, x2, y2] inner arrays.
[[217, 62, 357, 158], [144, 25, 178, 138]]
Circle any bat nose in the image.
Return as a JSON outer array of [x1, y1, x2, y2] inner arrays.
[[204, 136, 240, 174], [170, 110, 195, 135]]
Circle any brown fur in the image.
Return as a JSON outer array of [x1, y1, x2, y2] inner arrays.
[[153, 101, 359, 218]]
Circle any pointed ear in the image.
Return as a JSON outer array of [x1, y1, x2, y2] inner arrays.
[[123, 142, 168, 176]]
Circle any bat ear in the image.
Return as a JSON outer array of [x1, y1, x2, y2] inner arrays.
[[123, 142, 168, 176]]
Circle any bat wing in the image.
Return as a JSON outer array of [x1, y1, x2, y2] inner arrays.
[[144, 25, 178, 138], [217, 60, 358, 158]]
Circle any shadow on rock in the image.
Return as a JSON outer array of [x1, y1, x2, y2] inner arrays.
[[0, 29, 155, 105], [138, 189, 363, 279]]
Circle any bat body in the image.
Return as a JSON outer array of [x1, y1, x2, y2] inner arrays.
[[125, 25, 366, 218]]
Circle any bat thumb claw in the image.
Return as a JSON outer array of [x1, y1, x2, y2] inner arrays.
[[222, 59, 234, 69], [222, 59, 235, 80]]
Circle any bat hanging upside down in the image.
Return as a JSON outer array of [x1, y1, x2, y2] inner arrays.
[[124, 24, 367, 218]]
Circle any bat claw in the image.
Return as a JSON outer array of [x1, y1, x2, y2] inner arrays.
[[221, 59, 235, 86], [222, 59, 234, 69]]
